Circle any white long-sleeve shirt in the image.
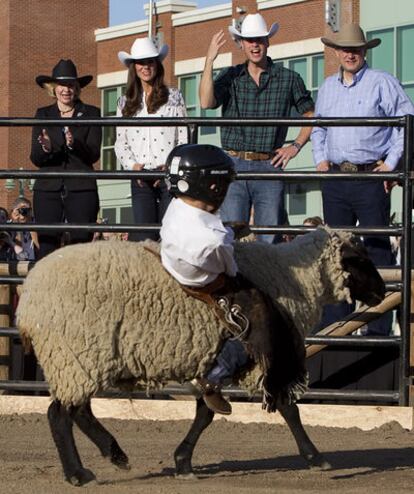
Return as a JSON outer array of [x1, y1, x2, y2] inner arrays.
[[114, 88, 187, 170], [160, 198, 238, 287]]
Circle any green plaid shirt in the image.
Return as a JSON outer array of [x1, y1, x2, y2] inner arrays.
[[213, 58, 314, 153]]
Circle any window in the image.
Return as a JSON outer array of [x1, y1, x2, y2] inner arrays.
[[367, 24, 414, 101], [101, 207, 116, 224], [101, 86, 125, 171], [120, 206, 134, 224], [179, 72, 221, 144], [287, 183, 307, 216], [278, 53, 324, 109]]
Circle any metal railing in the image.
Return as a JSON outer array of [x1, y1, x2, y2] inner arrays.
[[0, 114, 412, 405]]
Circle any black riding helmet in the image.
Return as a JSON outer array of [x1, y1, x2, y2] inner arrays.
[[165, 144, 235, 208]]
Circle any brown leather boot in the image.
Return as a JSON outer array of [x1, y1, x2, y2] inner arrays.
[[190, 378, 232, 415]]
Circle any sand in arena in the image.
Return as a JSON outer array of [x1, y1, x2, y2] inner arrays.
[[0, 414, 413, 493]]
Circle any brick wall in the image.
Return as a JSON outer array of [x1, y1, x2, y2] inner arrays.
[[0, 0, 11, 202], [1, 0, 108, 211]]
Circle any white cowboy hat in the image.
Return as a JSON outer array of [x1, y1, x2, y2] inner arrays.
[[118, 37, 169, 66], [228, 13, 279, 41], [321, 23, 381, 50]]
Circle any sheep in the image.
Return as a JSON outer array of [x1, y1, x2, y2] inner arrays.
[[16, 227, 385, 486]]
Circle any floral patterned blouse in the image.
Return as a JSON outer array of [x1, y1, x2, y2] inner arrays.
[[115, 88, 187, 170]]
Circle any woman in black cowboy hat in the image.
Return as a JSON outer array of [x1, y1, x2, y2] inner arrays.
[[30, 59, 101, 259]]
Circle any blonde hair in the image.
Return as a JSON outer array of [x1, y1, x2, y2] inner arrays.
[[43, 81, 81, 100]]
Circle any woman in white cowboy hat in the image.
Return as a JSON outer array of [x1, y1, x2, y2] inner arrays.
[[30, 59, 101, 259], [115, 37, 187, 242]]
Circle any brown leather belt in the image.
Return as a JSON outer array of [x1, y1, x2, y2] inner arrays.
[[330, 161, 379, 172], [227, 149, 273, 161]]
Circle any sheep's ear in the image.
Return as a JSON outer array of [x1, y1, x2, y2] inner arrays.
[[341, 237, 368, 260]]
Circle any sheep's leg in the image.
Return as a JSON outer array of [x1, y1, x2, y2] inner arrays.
[[277, 402, 331, 469], [174, 397, 214, 478], [47, 399, 96, 486], [70, 400, 130, 470]]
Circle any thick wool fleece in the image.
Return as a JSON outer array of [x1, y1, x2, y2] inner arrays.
[[234, 227, 352, 336], [17, 227, 351, 407], [17, 241, 226, 406]]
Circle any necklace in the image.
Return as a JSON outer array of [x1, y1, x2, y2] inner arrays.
[[59, 107, 74, 114]]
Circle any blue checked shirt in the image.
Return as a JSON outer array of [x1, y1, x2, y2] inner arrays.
[[312, 63, 414, 170], [213, 58, 314, 153]]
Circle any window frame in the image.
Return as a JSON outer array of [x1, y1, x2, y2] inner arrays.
[[101, 85, 125, 171]]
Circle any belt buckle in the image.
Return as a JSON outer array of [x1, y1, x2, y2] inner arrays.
[[341, 161, 358, 172]]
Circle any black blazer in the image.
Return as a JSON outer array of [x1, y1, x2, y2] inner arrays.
[[30, 101, 102, 192]]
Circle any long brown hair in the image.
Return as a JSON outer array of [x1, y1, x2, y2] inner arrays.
[[122, 59, 169, 117]]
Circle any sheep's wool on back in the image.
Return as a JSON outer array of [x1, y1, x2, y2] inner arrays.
[[17, 240, 226, 406], [17, 227, 351, 407]]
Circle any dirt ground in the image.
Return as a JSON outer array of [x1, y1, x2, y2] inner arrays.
[[0, 414, 413, 494]]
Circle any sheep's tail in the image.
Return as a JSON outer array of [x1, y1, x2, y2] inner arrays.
[[262, 372, 309, 412]]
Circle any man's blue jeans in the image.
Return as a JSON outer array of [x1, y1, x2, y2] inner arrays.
[[220, 157, 285, 244]]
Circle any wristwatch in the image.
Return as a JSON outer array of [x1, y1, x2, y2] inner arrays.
[[292, 141, 302, 151]]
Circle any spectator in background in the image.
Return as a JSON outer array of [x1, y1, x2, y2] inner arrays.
[[0, 198, 38, 261], [8, 197, 39, 261], [311, 23, 414, 335], [30, 59, 101, 259], [199, 14, 314, 243], [303, 216, 324, 228], [115, 37, 187, 242], [93, 217, 129, 242], [0, 207, 8, 224], [0, 207, 10, 261]]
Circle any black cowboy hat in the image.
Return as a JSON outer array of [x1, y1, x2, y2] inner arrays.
[[36, 59, 93, 88]]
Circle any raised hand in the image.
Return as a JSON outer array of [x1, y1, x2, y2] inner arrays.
[[206, 30, 227, 63]]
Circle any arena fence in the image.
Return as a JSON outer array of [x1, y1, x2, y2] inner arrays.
[[0, 115, 412, 406]]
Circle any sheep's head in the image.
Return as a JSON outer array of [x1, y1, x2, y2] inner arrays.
[[340, 237, 385, 306]]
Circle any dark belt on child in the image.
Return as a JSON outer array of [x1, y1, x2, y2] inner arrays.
[[227, 150, 273, 161], [329, 160, 380, 172]]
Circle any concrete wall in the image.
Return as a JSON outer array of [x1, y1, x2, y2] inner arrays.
[[360, 0, 414, 30]]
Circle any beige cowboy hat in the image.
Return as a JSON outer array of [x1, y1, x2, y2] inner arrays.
[[118, 37, 169, 66], [321, 23, 381, 49], [228, 13, 279, 42]]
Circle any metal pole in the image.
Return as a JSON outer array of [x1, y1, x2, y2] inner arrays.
[[399, 114, 413, 406], [148, 0, 153, 37], [188, 124, 198, 144]]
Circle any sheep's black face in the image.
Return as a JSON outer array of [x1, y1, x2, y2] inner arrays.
[[341, 238, 385, 306]]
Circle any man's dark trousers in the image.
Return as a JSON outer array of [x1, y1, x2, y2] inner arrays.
[[320, 177, 393, 335]]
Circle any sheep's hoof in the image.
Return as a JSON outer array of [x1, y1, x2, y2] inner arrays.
[[66, 468, 96, 486], [175, 472, 198, 480], [111, 454, 131, 470], [174, 456, 194, 478], [107, 443, 130, 470], [306, 454, 331, 470]]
